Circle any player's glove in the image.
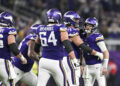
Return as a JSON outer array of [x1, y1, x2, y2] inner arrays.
[[94, 51, 103, 60], [71, 58, 80, 70]]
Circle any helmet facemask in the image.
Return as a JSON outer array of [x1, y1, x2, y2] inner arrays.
[[84, 23, 95, 33], [84, 17, 98, 33]]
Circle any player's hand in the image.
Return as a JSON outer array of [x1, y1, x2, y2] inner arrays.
[[102, 68, 108, 75], [71, 58, 80, 70], [95, 52, 104, 60]]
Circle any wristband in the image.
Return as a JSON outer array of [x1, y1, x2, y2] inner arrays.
[[103, 59, 109, 68]]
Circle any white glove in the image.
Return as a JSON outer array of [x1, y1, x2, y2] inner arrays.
[[71, 58, 80, 70], [94, 52, 104, 60]]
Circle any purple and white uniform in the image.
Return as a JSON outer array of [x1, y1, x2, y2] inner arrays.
[[82, 33, 104, 65], [0, 27, 17, 86], [82, 32, 106, 86], [63, 27, 81, 86], [12, 34, 36, 72], [37, 24, 66, 60], [12, 24, 39, 86], [37, 24, 67, 86], [0, 27, 16, 60]]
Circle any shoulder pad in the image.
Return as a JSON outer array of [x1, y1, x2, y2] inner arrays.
[[95, 33, 104, 42], [8, 27, 17, 35], [67, 27, 79, 37], [59, 24, 67, 32]]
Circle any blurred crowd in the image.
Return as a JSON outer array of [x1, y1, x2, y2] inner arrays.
[[0, 0, 120, 43]]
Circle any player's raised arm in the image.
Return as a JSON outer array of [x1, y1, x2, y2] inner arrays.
[[34, 36, 41, 54], [27, 25, 41, 61], [28, 40, 39, 61], [11, 24, 39, 85]]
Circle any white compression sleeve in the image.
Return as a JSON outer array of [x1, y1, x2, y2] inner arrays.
[[97, 41, 107, 52]]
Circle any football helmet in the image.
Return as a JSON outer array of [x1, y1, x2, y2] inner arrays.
[[0, 12, 14, 27], [30, 24, 40, 35], [63, 11, 80, 28], [46, 8, 62, 23], [84, 17, 98, 33]]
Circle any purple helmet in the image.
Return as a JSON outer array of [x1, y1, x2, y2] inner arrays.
[[46, 9, 62, 23], [30, 24, 40, 35], [63, 11, 80, 28], [0, 12, 14, 27], [84, 17, 98, 33]]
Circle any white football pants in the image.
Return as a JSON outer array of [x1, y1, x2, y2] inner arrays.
[[83, 64, 106, 86], [37, 58, 67, 86], [13, 66, 37, 86], [0, 59, 16, 86], [63, 57, 80, 86]]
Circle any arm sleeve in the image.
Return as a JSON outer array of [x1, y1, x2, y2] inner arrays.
[[8, 43, 20, 56], [62, 40, 73, 54], [97, 41, 107, 52], [79, 43, 93, 54], [8, 28, 17, 35]]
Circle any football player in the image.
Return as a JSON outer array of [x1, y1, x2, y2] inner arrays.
[[63, 11, 105, 86], [81, 17, 109, 86], [0, 12, 27, 86], [34, 8, 78, 86], [11, 24, 40, 86]]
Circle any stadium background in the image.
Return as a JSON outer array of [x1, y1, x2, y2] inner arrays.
[[0, 0, 120, 86]]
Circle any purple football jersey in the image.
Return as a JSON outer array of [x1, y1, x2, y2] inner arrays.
[[12, 34, 36, 72], [37, 24, 67, 60], [82, 32, 104, 65], [0, 27, 16, 60], [64, 27, 81, 59]]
